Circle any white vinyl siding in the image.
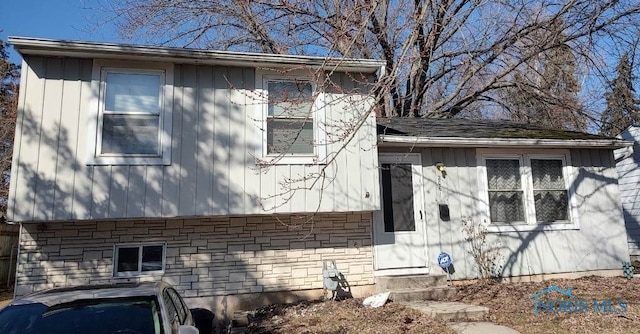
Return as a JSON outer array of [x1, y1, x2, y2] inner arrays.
[[8, 58, 378, 221], [376, 146, 626, 279], [616, 126, 640, 256]]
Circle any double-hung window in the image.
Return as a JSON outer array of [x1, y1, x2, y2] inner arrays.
[[89, 61, 173, 165], [256, 71, 326, 164], [478, 149, 578, 231]]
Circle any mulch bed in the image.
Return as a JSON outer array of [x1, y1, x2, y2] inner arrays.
[[245, 276, 640, 334], [246, 298, 455, 334], [448, 276, 640, 333]]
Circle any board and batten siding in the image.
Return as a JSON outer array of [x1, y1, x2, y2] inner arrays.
[[380, 146, 628, 279], [616, 126, 640, 257], [8, 56, 380, 222]]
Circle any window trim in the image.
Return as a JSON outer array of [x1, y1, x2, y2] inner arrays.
[[476, 149, 580, 232], [254, 70, 327, 165], [88, 60, 174, 165], [113, 242, 167, 278]]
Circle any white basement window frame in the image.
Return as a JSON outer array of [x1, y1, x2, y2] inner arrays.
[[87, 60, 174, 165], [476, 148, 580, 232], [254, 70, 327, 165], [113, 243, 166, 277]]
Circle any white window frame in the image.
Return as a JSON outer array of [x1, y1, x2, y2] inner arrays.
[[113, 242, 167, 278], [477, 149, 580, 232], [88, 60, 174, 165], [254, 70, 327, 165]]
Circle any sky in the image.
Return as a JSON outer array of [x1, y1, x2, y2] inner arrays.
[[1, 0, 124, 63]]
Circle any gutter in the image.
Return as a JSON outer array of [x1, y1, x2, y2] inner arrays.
[[378, 135, 633, 149], [8, 37, 385, 74]]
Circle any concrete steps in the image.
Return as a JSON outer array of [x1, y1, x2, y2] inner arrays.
[[377, 274, 455, 302], [401, 301, 489, 321], [376, 274, 448, 291], [389, 286, 456, 302], [377, 274, 489, 322]]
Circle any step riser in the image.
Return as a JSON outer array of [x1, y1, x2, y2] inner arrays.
[[389, 288, 455, 302], [377, 275, 448, 291]]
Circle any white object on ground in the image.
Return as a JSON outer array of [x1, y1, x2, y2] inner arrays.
[[362, 292, 390, 308]]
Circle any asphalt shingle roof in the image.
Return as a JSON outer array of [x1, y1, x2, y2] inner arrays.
[[376, 117, 612, 140]]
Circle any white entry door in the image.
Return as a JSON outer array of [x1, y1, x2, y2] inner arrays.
[[374, 154, 428, 271]]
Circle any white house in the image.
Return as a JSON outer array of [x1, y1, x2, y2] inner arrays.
[[615, 126, 640, 260], [8, 37, 633, 320]]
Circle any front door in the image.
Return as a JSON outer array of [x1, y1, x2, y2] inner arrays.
[[374, 154, 428, 272]]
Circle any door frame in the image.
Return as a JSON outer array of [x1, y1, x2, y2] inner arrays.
[[373, 153, 429, 276]]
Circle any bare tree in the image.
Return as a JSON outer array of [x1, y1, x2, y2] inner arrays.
[[0, 39, 19, 216], [501, 20, 589, 131], [101, 0, 640, 121]]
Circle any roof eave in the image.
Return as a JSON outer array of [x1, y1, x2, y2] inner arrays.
[[8, 37, 385, 73], [378, 135, 633, 149]]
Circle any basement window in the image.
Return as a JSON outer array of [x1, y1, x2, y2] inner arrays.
[[113, 243, 166, 277]]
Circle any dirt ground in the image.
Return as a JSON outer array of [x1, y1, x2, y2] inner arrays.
[[246, 298, 455, 334], [0, 288, 12, 308], [247, 276, 640, 334]]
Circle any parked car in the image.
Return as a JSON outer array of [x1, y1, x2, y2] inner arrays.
[[0, 282, 214, 334]]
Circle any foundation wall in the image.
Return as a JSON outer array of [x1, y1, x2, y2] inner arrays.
[[16, 212, 375, 318]]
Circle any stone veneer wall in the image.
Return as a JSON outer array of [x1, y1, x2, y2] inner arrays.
[[15, 212, 374, 299]]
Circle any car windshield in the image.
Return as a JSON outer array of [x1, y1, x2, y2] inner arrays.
[[0, 296, 163, 334]]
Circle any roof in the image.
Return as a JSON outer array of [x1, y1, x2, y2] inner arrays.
[[11, 282, 164, 307], [377, 118, 632, 149], [8, 37, 385, 74]]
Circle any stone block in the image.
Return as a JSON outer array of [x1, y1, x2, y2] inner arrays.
[[244, 244, 262, 252], [47, 238, 62, 245], [291, 268, 308, 278], [270, 239, 290, 247], [227, 227, 244, 234], [180, 275, 199, 283], [93, 231, 111, 239], [60, 248, 83, 256], [180, 247, 197, 254], [162, 229, 181, 237], [272, 266, 291, 274], [207, 242, 227, 249], [83, 251, 103, 261], [227, 244, 245, 252], [209, 270, 230, 278], [228, 272, 246, 282]]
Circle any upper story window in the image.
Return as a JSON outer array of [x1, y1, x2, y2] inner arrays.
[[256, 71, 326, 164], [88, 60, 173, 165], [477, 149, 579, 232]]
